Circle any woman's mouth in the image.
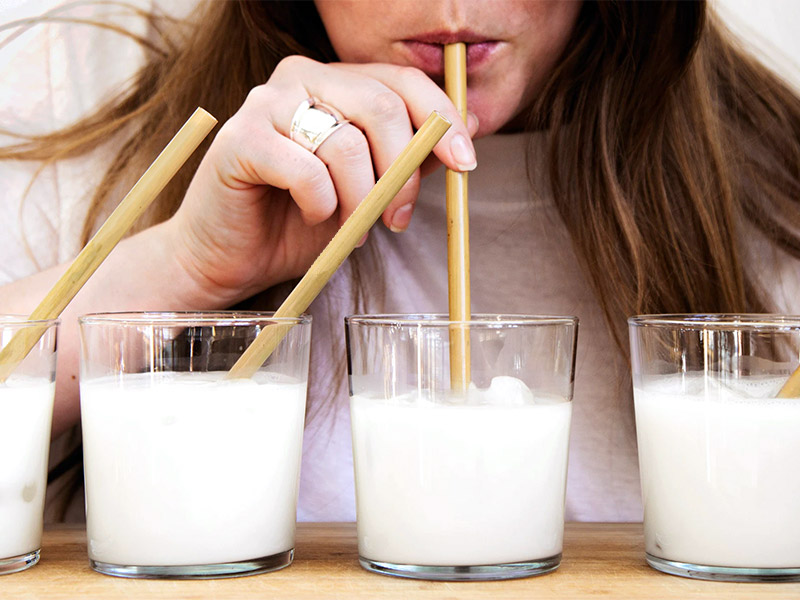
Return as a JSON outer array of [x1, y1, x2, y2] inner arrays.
[[400, 31, 501, 76]]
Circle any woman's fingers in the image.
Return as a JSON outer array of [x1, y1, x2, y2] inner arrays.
[[332, 62, 478, 171], [212, 109, 338, 226], [419, 110, 480, 178], [269, 57, 476, 171], [219, 56, 478, 238], [266, 57, 477, 230], [314, 124, 376, 226], [335, 64, 480, 229], [169, 55, 482, 304], [266, 58, 418, 229]]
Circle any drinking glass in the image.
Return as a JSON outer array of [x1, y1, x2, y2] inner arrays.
[[0, 315, 58, 575], [347, 314, 578, 580], [630, 314, 800, 582], [79, 311, 310, 578]]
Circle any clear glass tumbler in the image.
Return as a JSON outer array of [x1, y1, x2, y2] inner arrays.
[[629, 314, 800, 582], [79, 312, 311, 579], [346, 314, 578, 581], [0, 315, 58, 575]]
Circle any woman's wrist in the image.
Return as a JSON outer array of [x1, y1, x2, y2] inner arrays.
[[157, 217, 269, 310]]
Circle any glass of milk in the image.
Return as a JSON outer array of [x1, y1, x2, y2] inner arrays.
[[346, 314, 578, 581], [0, 315, 58, 575], [629, 314, 800, 582], [79, 312, 311, 578]]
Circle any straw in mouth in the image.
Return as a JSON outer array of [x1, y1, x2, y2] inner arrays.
[[445, 42, 472, 392]]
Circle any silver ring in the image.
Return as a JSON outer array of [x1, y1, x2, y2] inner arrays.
[[289, 97, 349, 153]]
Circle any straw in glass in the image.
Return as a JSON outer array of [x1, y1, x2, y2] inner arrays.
[[445, 42, 471, 392], [777, 368, 800, 397], [0, 108, 217, 382], [227, 111, 452, 379]]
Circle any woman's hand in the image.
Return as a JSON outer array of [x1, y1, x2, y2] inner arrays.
[[165, 56, 478, 308]]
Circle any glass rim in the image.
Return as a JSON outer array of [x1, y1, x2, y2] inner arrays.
[[345, 313, 578, 327], [0, 314, 60, 327], [78, 311, 311, 327], [628, 313, 800, 329]]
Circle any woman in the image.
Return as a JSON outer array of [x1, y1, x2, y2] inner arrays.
[[2, 0, 799, 523]]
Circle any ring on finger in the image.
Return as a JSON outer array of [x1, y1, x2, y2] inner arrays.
[[289, 97, 350, 154]]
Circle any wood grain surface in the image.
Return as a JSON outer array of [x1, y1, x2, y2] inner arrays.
[[3, 523, 799, 599]]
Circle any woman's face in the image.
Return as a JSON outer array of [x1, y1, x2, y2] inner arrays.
[[314, 0, 582, 137]]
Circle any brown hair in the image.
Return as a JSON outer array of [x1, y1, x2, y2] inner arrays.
[[531, 1, 800, 350]]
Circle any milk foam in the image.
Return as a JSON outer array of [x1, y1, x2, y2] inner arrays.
[[81, 371, 306, 566], [635, 374, 800, 568], [351, 376, 572, 566]]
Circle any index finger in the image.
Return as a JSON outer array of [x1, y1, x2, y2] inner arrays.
[[332, 63, 477, 173]]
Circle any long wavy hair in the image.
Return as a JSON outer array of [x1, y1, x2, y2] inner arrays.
[[531, 1, 800, 348], [3, 0, 800, 517]]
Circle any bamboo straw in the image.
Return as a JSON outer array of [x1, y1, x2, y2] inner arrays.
[[0, 108, 217, 382], [444, 42, 471, 392], [227, 111, 452, 379], [777, 368, 800, 397]]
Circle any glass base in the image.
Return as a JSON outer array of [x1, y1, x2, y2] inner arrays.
[[646, 553, 800, 582], [359, 553, 561, 581], [90, 548, 293, 579], [0, 550, 40, 575]]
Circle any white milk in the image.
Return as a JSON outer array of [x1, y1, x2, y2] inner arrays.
[[80, 372, 306, 566], [350, 376, 572, 566], [0, 377, 54, 559], [635, 374, 800, 568]]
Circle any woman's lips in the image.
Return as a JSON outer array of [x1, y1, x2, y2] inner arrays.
[[401, 38, 500, 76]]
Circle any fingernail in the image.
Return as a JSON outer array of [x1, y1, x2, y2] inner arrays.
[[356, 233, 369, 248], [389, 203, 414, 233], [467, 111, 479, 133], [450, 133, 477, 171]]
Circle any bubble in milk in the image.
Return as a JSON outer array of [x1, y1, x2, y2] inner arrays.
[[469, 376, 535, 406], [641, 372, 795, 406], [21, 483, 36, 503], [705, 374, 784, 400], [466, 376, 564, 406]]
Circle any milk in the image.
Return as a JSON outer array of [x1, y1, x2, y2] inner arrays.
[[635, 374, 800, 568], [0, 377, 54, 560], [350, 377, 572, 566], [80, 371, 306, 566]]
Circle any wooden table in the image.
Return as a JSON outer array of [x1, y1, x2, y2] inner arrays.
[[4, 523, 799, 598]]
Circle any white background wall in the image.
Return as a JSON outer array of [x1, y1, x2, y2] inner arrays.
[[714, 0, 800, 88]]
